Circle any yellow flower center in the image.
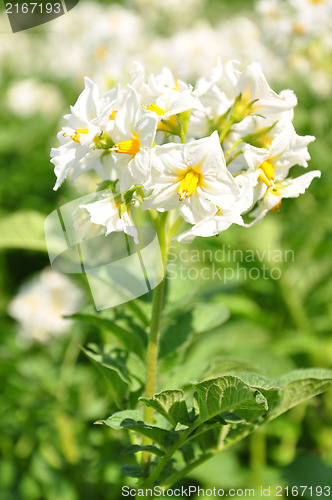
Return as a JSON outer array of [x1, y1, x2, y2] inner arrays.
[[173, 77, 180, 91], [311, 0, 324, 4], [109, 110, 117, 121], [177, 170, 201, 200], [258, 160, 275, 188], [71, 128, 89, 143], [115, 138, 141, 156], [146, 103, 167, 116]]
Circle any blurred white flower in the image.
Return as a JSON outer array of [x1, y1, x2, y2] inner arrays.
[[6, 79, 64, 118], [255, 0, 332, 97], [8, 268, 84, 344]]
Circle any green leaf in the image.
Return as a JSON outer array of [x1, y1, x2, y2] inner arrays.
[[269, 368, 332, 420], [177, 109, 192, 136], [193, 375, 268, 424], [164, 272, 199, 314], [123, 185, 140, 205], [82, 347, 130, 407], [125, 299, 150, 328], [219, 411, 246, 424], [100, 410, 172, 447], [229, 373, 282, 424], [82, 345, 146, 408], [139, 390, 190, 427], [0, 211, 47, 251], [204, 357, 260, 379], [211, 294, 264, 321], [121, 445, 165, 457], [242, 121, 277, 148], [192, 303, 230, 334], [93, 343, 146, 385], [160, 302, 229, 358], [235, 373, 282, 391], [97, 180, 118, 192], [71, 312, 146, 358]]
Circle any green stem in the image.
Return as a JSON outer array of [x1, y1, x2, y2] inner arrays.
[[224, 138, 242, 159], [169, 215, 184, 240], [142, 419, 203, 486], [219, 119, 233, 144], [155, 427, 253, 490], [226, 149, 243, 166], [57, 328, 84, 404], [142, 213, 169, 464]]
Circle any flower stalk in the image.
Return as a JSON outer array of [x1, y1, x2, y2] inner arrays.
[[142, 212, 169, 467]]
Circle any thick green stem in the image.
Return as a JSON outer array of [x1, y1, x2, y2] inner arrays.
[[144, 280, 165, 420], [142, 213, 169, 465], [144, 212, 168, 414]]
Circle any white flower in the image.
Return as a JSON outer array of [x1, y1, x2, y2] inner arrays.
[[80, 194, 138, 242], [248, 170, 321, 223], [176, 169, 258, 242], [243, 120, 315, 189], [110, 87, 157, 191], [8, 268, 84, 344], [130, 63, 203, 140], [197, 60, 297, 125], [142, 131, 240, 224], [51, 77, 122, 190], [231, 61, 297, 116], [194, 58, 232, 118], [131, 62, 192, 100]]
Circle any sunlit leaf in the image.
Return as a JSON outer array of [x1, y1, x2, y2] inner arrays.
[[139, 390, 190, 427], [0, 211, 47, 251], [99, 410, 172, 447]]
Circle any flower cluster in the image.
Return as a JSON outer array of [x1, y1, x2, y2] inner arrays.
[[51, 61, 319, 243]]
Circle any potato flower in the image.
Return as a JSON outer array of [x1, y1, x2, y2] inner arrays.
[[50, 61, 319, 243]]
